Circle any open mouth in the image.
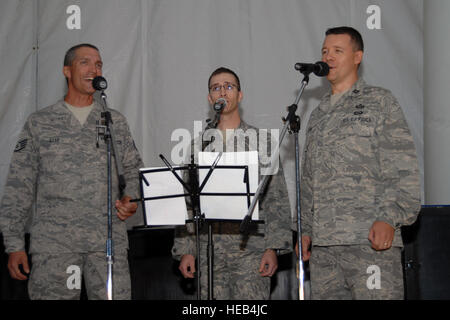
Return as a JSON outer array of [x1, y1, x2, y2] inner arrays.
[[327, 67, 337, 73]]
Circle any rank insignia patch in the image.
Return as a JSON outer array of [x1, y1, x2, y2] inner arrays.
[[14, 139, 28, 152]]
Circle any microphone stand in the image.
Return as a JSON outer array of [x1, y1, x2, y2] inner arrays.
[[96, 89, 126, 300], [187, 150, 203, 300], [200, 108, 223, 300], [164, 106, 222, 300], [239, 72, 311, 300], [205, 106, 223, 132]]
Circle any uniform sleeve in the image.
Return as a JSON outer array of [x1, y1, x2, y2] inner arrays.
[[119, 118, 145, 200], [0, 118, 39, 253], [298, 114, 316, 238], [171, 209, 196, 260], [375, 94, 421, 228], [171, 139, 197, 260], [260, 161, 292, 254]]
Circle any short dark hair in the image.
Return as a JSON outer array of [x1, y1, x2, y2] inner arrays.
[[325, 26, 364, 52], [64, 43, 99, 67], [208, 67, 241, 92]]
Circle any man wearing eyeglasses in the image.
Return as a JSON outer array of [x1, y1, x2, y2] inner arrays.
[[172, 67, 292, 300]]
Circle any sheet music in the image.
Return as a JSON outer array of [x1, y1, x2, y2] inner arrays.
[[198, 151, 259, 220], [140, 167, 188, 225]]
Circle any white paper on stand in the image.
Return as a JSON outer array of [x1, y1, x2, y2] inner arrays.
[[140, 167, 188, 226], [198, 151, 259, 220]]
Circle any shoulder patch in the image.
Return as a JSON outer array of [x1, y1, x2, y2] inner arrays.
[[14, 139, 28, 152]]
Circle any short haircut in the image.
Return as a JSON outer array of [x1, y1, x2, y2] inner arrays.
[[208, 67, 241, 92], [325, 26, 364, 52], [64, 43, 99, 67]]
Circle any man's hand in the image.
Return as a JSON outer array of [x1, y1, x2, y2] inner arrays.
[[115, 195, 138, 221], [179, 254, 196, 279], [259, 249, 278, 277], [295, 236, 312, 261], [368, 221, 395, 251], [8, 251, 30, 280]]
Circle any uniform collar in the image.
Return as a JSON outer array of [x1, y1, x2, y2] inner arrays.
[[237, 120, 249, 130], [319, 78, 367, 113], [348, 78, 367, 97], [56, 98, 104, 128]]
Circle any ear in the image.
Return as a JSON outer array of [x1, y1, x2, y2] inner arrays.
[[237, 91, 243, 103], [207, 93, 214, 105], [354, 50, 363, 66], [63, 65, 71, 79]]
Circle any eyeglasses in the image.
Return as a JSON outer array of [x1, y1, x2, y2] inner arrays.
[[209, 82, 238, 93]]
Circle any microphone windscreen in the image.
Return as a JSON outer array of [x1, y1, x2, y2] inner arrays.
[[92, 76, 108, 91], [214, 98, 227, 112], [314, 61, 329, 77]]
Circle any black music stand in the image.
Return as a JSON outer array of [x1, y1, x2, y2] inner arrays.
[[135, 152, 259, 300]]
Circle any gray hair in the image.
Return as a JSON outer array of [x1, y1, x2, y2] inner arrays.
[[64, 43, 99, 67]]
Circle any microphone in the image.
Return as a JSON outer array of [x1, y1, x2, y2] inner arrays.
[[295, 61, 329, 77], [92, 76, 108, 91], [213, 98, 227, 112]]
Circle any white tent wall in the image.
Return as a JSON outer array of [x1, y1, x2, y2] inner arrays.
[[0, 1, 424, 226], [424, 0, 450, 205], [0, 1, 37, 201]]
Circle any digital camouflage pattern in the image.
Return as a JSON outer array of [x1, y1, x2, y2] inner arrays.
[[28, 250, 131, 300], [300, 78, 421, 247], [0, 99, 144, 254], [309, 245, 404, 300], [172, 120, 292, 299]]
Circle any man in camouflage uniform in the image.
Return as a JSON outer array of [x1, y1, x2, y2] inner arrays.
[[297, 27, 421, 299], [0, 44, 144, 299], [172, 67, 292, 300]]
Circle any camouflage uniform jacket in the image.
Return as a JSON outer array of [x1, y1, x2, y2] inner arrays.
[[300, 78, 421, 247], [0, 100, 144, 254], [172, 120, 292, 259]]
